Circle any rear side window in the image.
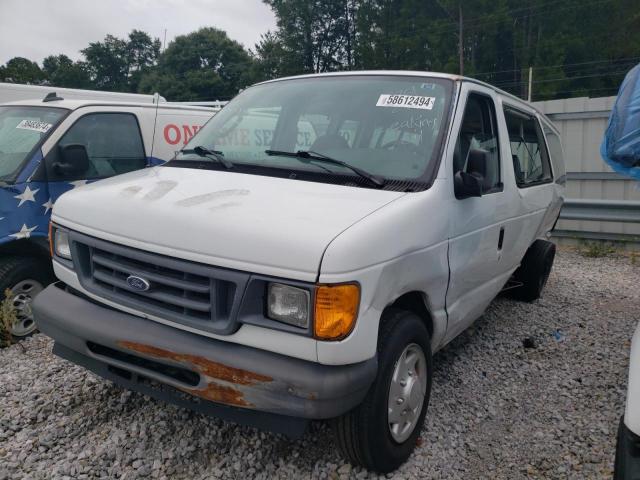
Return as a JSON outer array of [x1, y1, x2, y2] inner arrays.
[[504, 108, 553, 187], [48, 113, 146, 181], [542, 124, 564, 170], [453, 93, 501, 193]]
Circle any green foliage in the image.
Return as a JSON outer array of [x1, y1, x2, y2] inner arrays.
[[2, 1, 639, 101], [82, 30, 160, 92], [259, 0, 640, 100], [138, 27, 254, 101], [252, 31, 294, 82], [42, 54, 90, 89], [0, 57, 44, 84], [0, 289, 17, 348], [263, 0, 358, 73], [579, 241, 617, 258]]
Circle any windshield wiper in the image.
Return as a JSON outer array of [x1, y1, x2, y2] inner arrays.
[[181, 146, 234, 169], [265, 149, 385, 188]]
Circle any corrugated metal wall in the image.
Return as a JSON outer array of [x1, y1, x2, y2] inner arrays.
[[533, 96, 640, 241]]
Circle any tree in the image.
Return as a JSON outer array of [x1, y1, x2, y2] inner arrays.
[[0, 57, 44, 84], [252, 31, 293, 80], [139, 27, 254, 101], [125, 30, 161, 92], [263, 0, 358, 74], [81, 35, 129, 91], [42, 54, 90, 89], [81, 30, 160, 92]]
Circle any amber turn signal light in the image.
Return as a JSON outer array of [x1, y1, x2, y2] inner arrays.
[[48, 222, 53, 257], [314, 284, 360, 340]]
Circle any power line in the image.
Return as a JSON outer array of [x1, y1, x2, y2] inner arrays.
[[491, 69, 631, 89], [472, 56, 640, 78]]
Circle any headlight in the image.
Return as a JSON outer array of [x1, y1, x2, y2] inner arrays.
[[267, 283, 310, 328], [53, 228, 72, 260]]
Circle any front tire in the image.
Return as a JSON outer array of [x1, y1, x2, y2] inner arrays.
[[332, 309, 433, 473], [0, 256, 53, 339]]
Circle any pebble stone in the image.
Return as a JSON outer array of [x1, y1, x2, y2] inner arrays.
[[0, 249, 638, 479]]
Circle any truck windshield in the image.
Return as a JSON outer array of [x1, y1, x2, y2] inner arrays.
[[173, 75, 454, 189], [0, 106, 67, 181]]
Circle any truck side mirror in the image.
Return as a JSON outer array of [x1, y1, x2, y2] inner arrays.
[[54, 144, 90, 176], [454, 148, 488, 199], [454, 170, 483, 199]]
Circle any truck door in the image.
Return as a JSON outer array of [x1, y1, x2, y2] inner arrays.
[[501, 106, 557, 243], [444, 86, 516, 342], [42, 110, 147, 202]]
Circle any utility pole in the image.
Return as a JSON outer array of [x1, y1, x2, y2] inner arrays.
[[527, 66, 533, 102], [163, 29, 167, 52], [458, 3, 464, 76]]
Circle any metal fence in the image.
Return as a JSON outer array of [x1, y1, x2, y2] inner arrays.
[[533, 96, 640, 243]]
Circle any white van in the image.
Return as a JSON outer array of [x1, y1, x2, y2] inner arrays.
[[615, 322, 640, 478], [34, 72, 565, 472], [0, 82, 166, 104], [1, 94, 214, 338]]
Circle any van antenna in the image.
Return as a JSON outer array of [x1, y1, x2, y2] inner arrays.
[[43, 92, 64, 102]]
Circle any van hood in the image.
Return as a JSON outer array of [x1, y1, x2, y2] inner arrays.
[[52, 167, 405, 280]]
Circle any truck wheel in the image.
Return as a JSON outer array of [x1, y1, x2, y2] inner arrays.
[[510, 239, 556, 302], [332, 309, 432, 473], [0, 256, 53, 339]]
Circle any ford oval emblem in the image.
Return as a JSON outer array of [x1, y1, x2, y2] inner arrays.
[[126, 275, 151, 292]]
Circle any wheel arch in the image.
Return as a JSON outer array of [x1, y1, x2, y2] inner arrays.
[[0, 238, 50, 258], [385, 291, 434, 340]]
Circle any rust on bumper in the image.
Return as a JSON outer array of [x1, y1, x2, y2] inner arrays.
[[34, 283, 378, 422], [117, 340, 273, 407]]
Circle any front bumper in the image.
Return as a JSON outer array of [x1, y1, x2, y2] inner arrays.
[[616, 416, 640, 480], [33, 283, 377, 438]]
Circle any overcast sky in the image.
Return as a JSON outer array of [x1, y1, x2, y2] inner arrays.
[[0, 0, 277, 64]]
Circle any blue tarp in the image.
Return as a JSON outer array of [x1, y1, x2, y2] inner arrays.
[[601, 64, 640, 180]]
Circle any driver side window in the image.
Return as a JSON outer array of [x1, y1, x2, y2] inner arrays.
[[453, 93, 501, 194], [47, 113, 146, 181]]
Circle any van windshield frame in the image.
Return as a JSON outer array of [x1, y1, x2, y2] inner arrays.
[[0, 105, 70, 184], [169, 75, 455, 191]]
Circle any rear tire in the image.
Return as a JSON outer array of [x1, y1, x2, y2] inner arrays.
[[332, 309, 432, 473], [510, 239, 556, 302], [0, 256, 54, 339]]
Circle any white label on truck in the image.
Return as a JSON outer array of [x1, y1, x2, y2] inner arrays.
[[376, 94, 436, 110], [15, 119, 53, 133]]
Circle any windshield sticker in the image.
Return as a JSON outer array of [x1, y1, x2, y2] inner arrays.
[[376, 94, 436, 110], [15, 119, 53, 134]]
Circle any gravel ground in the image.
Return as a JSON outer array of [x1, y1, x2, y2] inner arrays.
[[1, 249, 638, 480]]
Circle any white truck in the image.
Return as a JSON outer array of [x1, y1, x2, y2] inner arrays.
[[1, 93, 215, 338], [34, 71, 565, 472]]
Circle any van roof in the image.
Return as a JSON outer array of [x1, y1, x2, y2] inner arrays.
[[0, 98, 217, 112], [255, 70, 556, 131]]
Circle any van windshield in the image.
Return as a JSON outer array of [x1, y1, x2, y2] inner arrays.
[[0, 106, 67, 181], [173, 75, 454, 189]]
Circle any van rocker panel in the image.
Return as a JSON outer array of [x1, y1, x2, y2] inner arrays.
[[33, 283, 377, 422]]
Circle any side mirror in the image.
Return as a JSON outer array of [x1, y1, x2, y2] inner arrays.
[[53, 144, 90, 176], [455, 148, 489, 199], [454, 171, 483, 199]]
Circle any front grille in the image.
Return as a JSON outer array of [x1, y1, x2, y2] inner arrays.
[[91, 247, 214, 321], [70, 231, 249, 335]]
